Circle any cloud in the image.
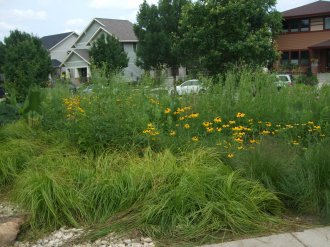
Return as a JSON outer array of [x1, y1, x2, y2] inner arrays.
[[10, 9, 47, 20], [0, 21, 16, 30], [64, 18, 88, 34], [89, 0, 157, 10]]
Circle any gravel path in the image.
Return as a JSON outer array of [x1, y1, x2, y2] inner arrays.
[[1, 203, 155, 247]]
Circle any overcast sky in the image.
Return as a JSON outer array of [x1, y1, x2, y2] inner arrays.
[[0, 0, 321, 41]]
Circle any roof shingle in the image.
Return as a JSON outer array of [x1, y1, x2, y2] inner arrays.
[[95, 18, 138, 42], [41, 32, 75, 50], [282, 1, 330, 19]]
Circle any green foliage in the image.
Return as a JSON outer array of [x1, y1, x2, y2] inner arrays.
[[10, 145, 282, 242], [179, 0, 282, 75], [0, 41, 5, 73], [2, 30, 52, 101], [134, 0, 190, 72], [0, 102, 19, 125], [90, 34, 128, 76]]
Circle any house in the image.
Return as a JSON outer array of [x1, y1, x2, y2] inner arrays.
[[62, 18, 143, 84], [41, 32, 79, 78], [276, 0, 330, 79]]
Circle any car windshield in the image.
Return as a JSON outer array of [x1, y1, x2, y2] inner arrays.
[[278, 76, 289, 82]]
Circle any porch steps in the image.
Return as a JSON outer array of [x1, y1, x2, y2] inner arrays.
[[317, 73, 330, 87]]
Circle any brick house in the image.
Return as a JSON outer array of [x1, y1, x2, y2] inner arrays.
[[276, 0, 330, 77]]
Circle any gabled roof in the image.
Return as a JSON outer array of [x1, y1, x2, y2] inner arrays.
[[51, 59, 61, 68], [95, 18, 138, 42], [283, 1, 330, 19], [41, 32, 78, 50], [309, 39, 330, 48], [61, 49, 90, 66]]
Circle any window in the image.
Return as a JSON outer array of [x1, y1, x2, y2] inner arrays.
[[325, 17, 330, 29], [283, 20, 289, 33], [290, 20, 300, 32], [283, 18, 310, 32], [281, 51, 310, 66], [300, 51, 310, 65], [281, 52, 289, 65], [291, 51, 299, 65], [300, 19, 310, 31]]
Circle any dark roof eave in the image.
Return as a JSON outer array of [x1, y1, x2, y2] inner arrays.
[[283, 12, 330, 19]]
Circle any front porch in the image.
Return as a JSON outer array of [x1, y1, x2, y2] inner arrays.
[[309, 40, 330, 74]]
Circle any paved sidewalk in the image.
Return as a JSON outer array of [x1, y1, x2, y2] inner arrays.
[[201, 226, 330, 247]]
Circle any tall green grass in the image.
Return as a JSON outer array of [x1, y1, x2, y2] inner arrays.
[[11, 148, 283, 242]]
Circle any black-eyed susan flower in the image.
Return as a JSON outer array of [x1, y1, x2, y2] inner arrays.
[[191, 136, 199, 142], [227, 153, 234, 158], [214, 117, 222, 123], [164, 108, 171, 114], [169, 130, 176, 136], [184, 123, 190, 129]]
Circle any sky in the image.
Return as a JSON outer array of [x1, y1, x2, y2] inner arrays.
[[0, 0, 322, 41]]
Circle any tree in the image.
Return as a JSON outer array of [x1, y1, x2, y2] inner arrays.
[[134, 0, 190, 82], [3, 30, 52, 100], [179, 0, 282, 75], [0, 41, 5, 74], [90, 34, 129, 76]]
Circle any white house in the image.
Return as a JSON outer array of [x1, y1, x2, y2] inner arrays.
[[41, 32, 79, 77], [62, 18, 143, 84]]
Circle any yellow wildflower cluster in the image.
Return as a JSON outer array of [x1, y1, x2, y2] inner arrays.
[[63, 96, 85, 119], [143, 123, 160, 136]]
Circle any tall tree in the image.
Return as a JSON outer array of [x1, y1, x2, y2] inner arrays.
[[90, 33, 129, 76], [0, 41, 5, 74], [134, 0, 190, 81], [179, 0, 282, 75], [3, 30, 52, 100]]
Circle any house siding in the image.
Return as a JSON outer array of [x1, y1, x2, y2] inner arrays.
[[75, 21, 102, 49], [123, 43, 142, 81], [276, 30, 330, 50], [311, 17, 324, 31], [65, 53, 89, 68], [51, 34, 78, 63]]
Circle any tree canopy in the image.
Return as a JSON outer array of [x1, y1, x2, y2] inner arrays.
[[90, 33, 129, 76], [2, 30, 52, 100], [134, 0, 190, 72], [0, 41, 5, 74], [179, 0, 282, 75]]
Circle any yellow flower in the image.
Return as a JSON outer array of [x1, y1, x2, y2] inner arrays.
[[234, 137, 243, 143], [203, 121, 212, 127], [184, 106, 192, 111], [164, 108, 171, 114], [147, 123, 154, 128], [214, 117, 222, 123], [307, 121, 314, 125], [179, 117, 185, 121], [216, 127, 222, 132], [227, 153, 234, 158], [222, 124, 230, 128], [314, 125, 321, 130], [143, 129, 151, 134], [291, 140, 299, 145], [229, 120, 236, 124], [191, 136, 199, 142], [206, 127, 214, 133], [249, 139, 257, 144], [237, 146, 243, 150], [265, 122, 272, 127], [189, 113, 199, 118], [169, 130, 176, 136], [236, 112, 245, 118], [261, 130, 270, 135], [232, 126, 244, 131], [184, 124, 190, 129]]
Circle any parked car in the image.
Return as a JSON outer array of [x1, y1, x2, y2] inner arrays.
[[275, 74, 293, 88], [169, 79, 205, 95]]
